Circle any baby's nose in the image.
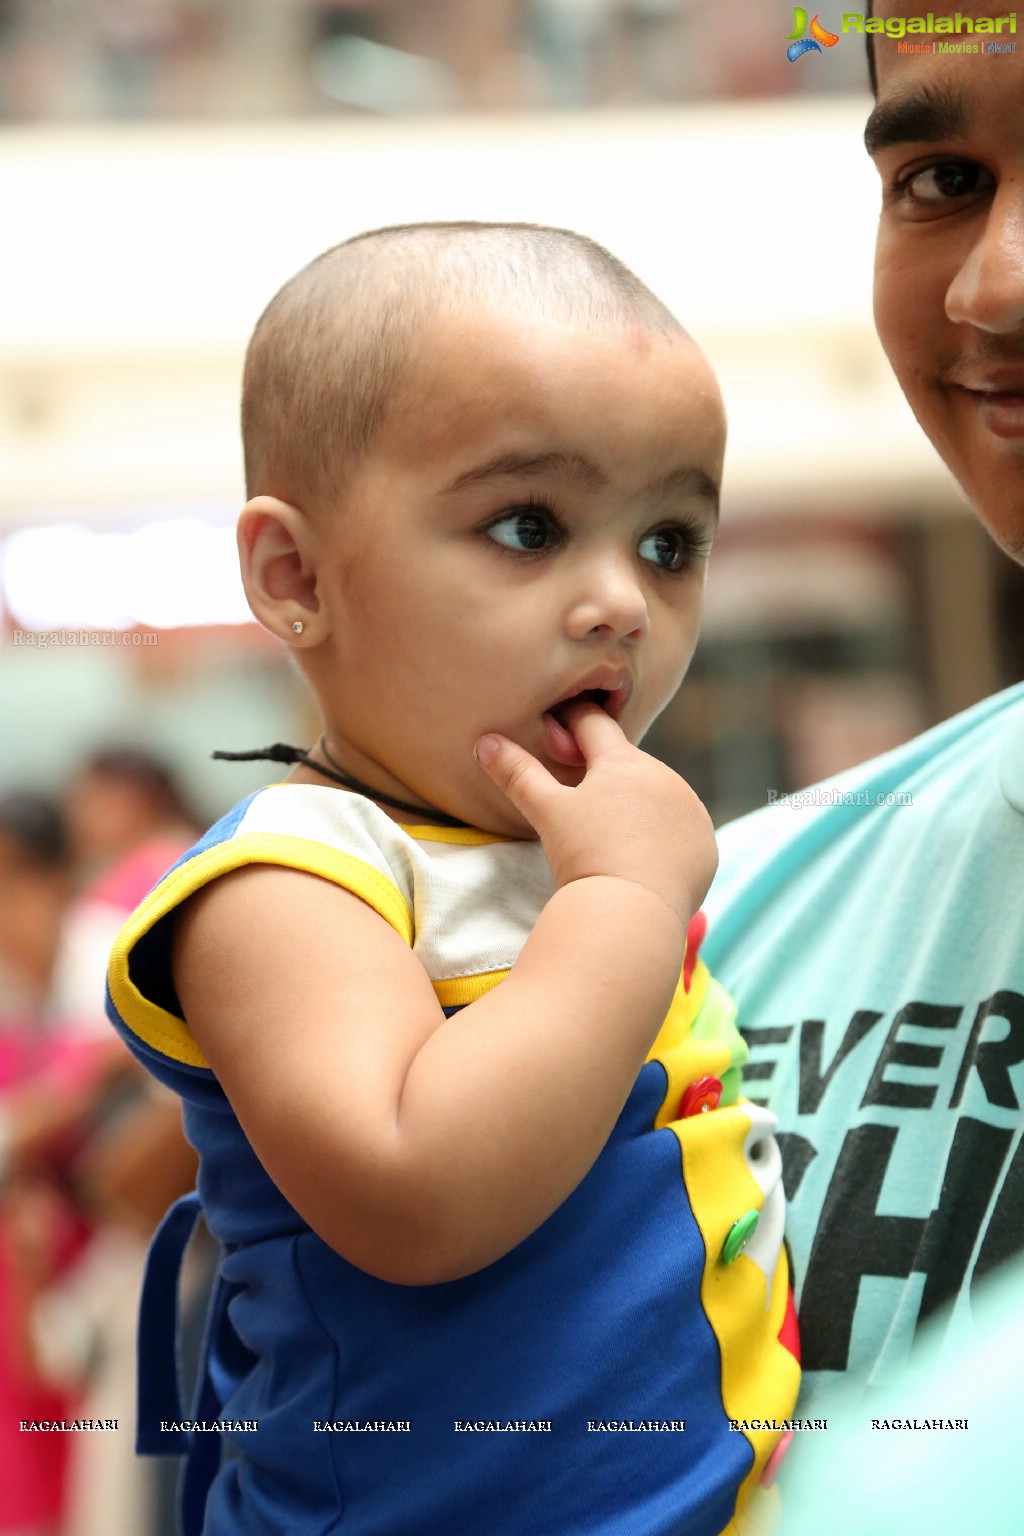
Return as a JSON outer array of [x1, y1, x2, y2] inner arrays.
[[564, 560, 650, 643]]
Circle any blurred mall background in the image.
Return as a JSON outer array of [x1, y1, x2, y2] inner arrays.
[[1, 4, 1022, 1532], [2, 0, 1022, 831]]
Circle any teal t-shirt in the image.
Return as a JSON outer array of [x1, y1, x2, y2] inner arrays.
[[703, 683, 1024, 1411], [781, 1255, 1024, 1536]]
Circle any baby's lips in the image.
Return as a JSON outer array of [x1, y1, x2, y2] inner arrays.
[[554, 696, 631, 752], [541, 708, 587, 768], [550, 675, 632, 725]]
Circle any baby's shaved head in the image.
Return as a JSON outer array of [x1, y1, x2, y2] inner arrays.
[[241, 222, 686, 512]]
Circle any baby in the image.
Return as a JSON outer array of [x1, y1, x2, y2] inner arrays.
[[107, 222, 799, 1536]]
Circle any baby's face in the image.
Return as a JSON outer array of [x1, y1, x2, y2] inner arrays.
[[309, 306, 725, 835]]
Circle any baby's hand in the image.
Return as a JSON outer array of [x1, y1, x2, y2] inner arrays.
[[475, 702, 716, 929]]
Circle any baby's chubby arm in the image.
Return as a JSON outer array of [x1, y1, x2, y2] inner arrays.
[[172, 702, 716, 1285]]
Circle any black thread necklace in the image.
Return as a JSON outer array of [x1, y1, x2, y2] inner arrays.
[[211, 739, 471, 829]]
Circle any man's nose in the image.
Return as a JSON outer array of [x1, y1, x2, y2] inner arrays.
[[945, 182, 1024, 333]]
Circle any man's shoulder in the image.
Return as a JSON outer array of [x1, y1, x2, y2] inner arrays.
[[706, 682, 1024, 931], [720, 684, 1021, 856]]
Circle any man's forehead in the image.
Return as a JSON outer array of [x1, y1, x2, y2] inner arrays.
[[872, 0, 1012, 59], [875, 0, 1007, 17], [867, 0, 1020, 150]]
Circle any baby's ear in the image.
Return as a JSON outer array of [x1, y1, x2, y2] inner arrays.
[[237, 496, 324, 645]]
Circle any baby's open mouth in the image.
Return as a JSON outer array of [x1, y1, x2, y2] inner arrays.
[[542, 686, 624, 768], [548, 688, 610, 729]]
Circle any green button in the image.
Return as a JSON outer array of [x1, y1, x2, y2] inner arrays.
[[722, 1209, 759, 1265]]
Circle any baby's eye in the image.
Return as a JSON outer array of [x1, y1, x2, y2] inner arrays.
[[902, 159, 994, 204], [485, 510, 556, 553], [638, 526, 695, 573]]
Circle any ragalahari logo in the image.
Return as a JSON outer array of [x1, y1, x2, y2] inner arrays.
[[786, 8, 840, 60], [786, 8, 1016, 59]]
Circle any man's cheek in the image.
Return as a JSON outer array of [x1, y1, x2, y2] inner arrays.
[[872, 269, 904, 353]]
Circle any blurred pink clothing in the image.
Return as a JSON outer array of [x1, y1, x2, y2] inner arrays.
[[0, 1031, 98, 1535], [52, 834, 194, 1038], [0, 1254, 75, 1532]]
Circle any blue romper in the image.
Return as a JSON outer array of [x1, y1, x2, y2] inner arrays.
[[107, 784, 800, 1535]]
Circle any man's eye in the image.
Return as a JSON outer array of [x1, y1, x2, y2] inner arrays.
[[485, 511, 554, 553], [638, 527, 694, 572], [903, 160, 994, 203]]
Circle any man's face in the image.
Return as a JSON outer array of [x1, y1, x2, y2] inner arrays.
[[869, 0, 1024, 563], [308, 307, 725, 836]]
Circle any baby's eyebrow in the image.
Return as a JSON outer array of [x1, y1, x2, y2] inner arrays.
[[864, 82, 968, 157], [446, 452, 719, 518], [647, 466, 720, 520], [446, 450, 607, 492]]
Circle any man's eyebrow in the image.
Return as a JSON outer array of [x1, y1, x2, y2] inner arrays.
[[446, 451, 608, 493], [864, 84, 967, 157]]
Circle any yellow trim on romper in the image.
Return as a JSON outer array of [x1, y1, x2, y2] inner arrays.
[[432, 970, 509, 1007], [399, 823, 512, 846], [107, 831, 413, 1070], [647, 958, 800, 1519]]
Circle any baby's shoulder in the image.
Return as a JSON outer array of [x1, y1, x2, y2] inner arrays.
[[161, 782, 422, 923], [107, 785, 419, 1085]]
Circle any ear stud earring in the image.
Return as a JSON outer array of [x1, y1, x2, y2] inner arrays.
[[292, 620, 304, 635]]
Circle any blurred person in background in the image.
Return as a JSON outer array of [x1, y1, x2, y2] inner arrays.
[[0, 794, 70, 1015], [63, 746, 198, 891], [704, 0, 1024, 1484], [52, 747, 200, 1038], [0, 759, 201, 1535], [93, 0, 178, 114], [619, 0, 695, 105], [0, 794, 98, 1536], [51, 749, 201, 1536], [528, 0, 620, 107], [309, 0, 385, 51]]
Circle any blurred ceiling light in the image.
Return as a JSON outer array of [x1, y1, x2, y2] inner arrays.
[[1, 519, 252, 630], [311, 36, 455, 114]]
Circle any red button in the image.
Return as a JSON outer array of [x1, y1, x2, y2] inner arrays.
[[682, 910, 708, 992], [678, 1075, 722, 1118]]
